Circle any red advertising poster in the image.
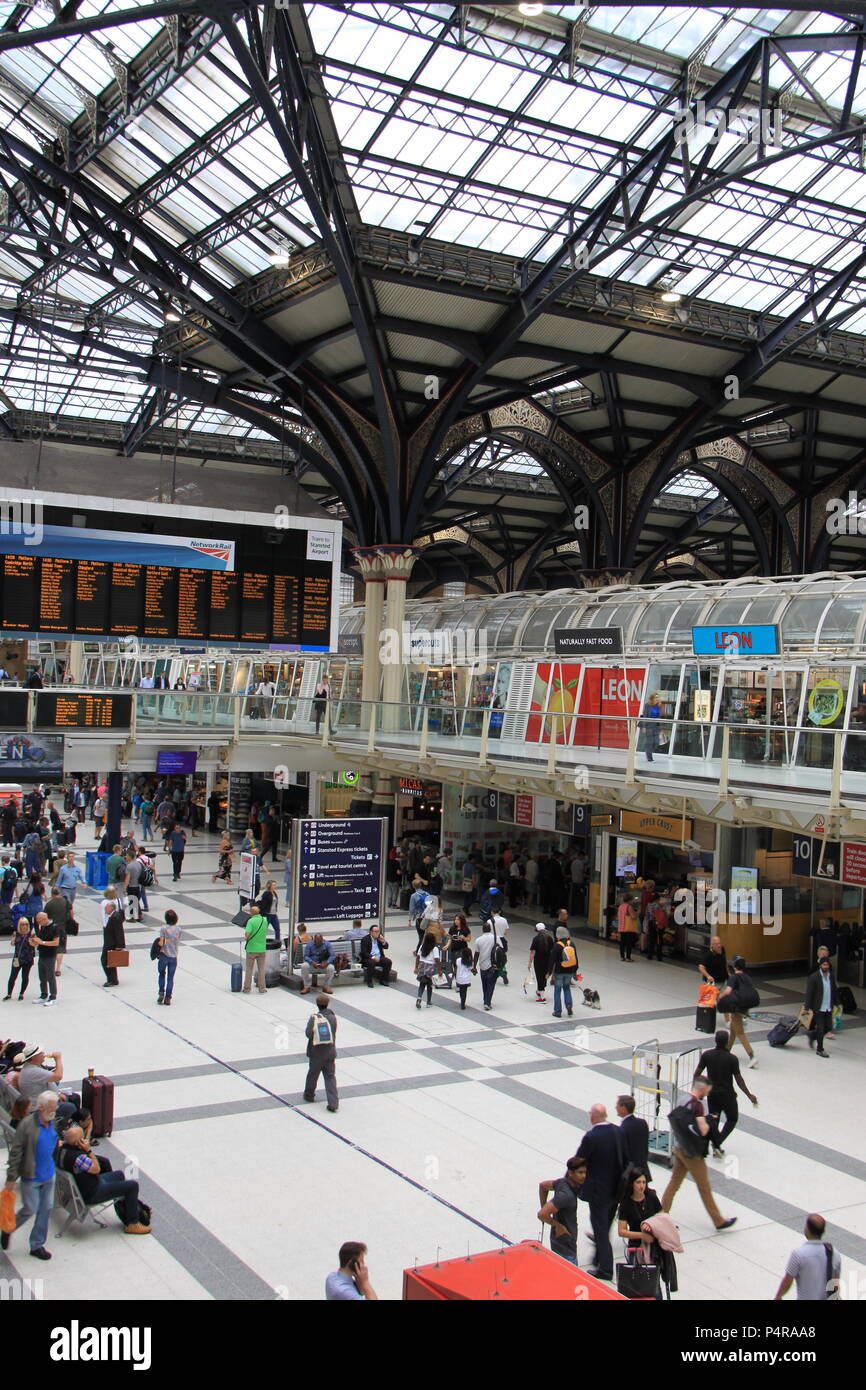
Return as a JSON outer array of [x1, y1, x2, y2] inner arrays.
[[525, 664, 580, 743], [575, 667, 646, 750], [842, 841, 866, 887], [515, 794, 533, 826]]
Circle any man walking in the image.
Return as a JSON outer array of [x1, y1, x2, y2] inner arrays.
[[33, 910, 60, 1006], [549, 931, 579, 1018], [694, 1029, 758, 1155], [774, 1214, 841, 1301], [537, 1156, 587, 1265], [528, 921, 555, 1002], [167, 823, 187, 881], [55, 852, 85, 905], [804, 955, 839, 1059], [303, 994, 339, 1112], [615, 1095, 650, 1171], [717, 956, 759, 1067], [156, 908, 181, 1006], [661, 1080, 737, 1232], [472, 919, 499, 1012], [576, 1103, 625, 1282], [2, 1090, 59, 1260]]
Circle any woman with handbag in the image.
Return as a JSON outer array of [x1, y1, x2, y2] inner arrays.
[[3, 918, 36, 1000], [617, 1168, 665, 1299], [414, 931, 442, 1009]]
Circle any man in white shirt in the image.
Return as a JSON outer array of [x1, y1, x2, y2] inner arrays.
[[774, 1214, 841, 1301], [489, 909, 509, 985], [140, 673, 155, 689], [473, 921, 499, 1011], [524, 856, 539, 904]]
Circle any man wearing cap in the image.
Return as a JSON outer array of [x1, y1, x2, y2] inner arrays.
[[528, 922, 555, 1002], [2, 1089, 60, 1260], [12, 1045, 79, 1128]]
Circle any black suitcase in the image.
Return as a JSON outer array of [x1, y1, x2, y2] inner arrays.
[[838, 985, 857, 1015], [695, 1005, 716, 1033], [399, 886, 411, 910], [768, 1016, 800, 1047]]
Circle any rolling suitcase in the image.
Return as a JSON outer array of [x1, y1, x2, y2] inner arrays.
[[82, 1071, 114, 1137], [767, 1015, 800, 1047], [231, 961, 243, 992], [695, 1005, 716, 1033], [838, 985, 857, 1015], [399, 886, 411, 910]]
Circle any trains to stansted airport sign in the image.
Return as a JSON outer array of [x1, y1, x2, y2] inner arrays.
[[691, 624, 780, 657]]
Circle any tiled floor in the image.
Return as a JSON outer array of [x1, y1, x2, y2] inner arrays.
[[2, 832, 864, 1301]]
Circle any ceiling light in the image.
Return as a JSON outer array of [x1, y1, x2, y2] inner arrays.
[[269, 245, 291, 266], [164, 304, 181, 323], [518, 3, 545, 14], [660, 289, 682, 304]]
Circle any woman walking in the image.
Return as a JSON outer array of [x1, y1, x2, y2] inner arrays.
[[156, 908, 181, 1006], [617, 892, 640, 963], [445, 911, 470, 988], [454, 943, 474, 1011], [260, 879, 281, 943], [3, 917, 36, 1000], [312, 675, 330, 734], [414, 931, 442, 1009], [212, 832, 233, 884]]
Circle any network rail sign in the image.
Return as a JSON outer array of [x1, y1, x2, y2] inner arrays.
[[691, 624, 780, 657]]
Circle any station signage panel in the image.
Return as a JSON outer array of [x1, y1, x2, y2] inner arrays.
[[619, 811, 693, 842], [553, 627, 623, 656], [691, 624, 780, 657], [294, 817, 385, 923], [35, 692, 133, 730]]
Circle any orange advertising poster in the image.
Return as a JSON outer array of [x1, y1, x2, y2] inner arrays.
[[525, 664, 645, 748]]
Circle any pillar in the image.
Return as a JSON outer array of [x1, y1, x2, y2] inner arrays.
[[352, 545, 418, 731], [351, 549, 386, 713], [66, 641, 84, 684]]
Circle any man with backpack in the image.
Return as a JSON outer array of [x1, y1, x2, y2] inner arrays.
[[549, 933, 579, 1018], [0, 855, 18, 905], [661, 1080, 737, 1232], [472, 920, 502, 1012], [717, 956, 759, 1067], [303, 994, 339, 1113]]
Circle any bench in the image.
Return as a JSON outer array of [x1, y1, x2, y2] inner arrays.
[[282, 935, 397, 990]]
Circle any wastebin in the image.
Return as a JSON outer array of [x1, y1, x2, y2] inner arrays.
[[265, 942, 282, 987], [85, 851, 110, 890]]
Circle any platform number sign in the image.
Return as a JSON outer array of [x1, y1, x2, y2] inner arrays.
[[793, 835, 812, 878], [485, 790, 498, 821]]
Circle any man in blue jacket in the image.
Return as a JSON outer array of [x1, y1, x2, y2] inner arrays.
[[300, 934, 335, 995]]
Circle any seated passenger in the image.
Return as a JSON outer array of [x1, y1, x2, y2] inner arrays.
[[300, 934, 335, 995], [359, 925, 391, 988], [56, 1125, 150, 1235]]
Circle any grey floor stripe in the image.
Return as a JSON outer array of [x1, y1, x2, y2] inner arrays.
[[96, 1137, 278, 1301]]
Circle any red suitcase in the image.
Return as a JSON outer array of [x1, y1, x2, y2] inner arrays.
[[82, 1071, 115, 1137]]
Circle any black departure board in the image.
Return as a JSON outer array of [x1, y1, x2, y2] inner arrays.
[[75, 560, 110, 633], [39, 557, 75, 631], [209, 571, 240, 641], [177, 568, 209, 641], [241, 572, 270, 643], [0, 548, 333, 647], [3, 554, 38, 630], [143, 566, 178, 638], [0, 690, 28, 729], [109, 562, 144, 635], [35, 692, 133, 730]]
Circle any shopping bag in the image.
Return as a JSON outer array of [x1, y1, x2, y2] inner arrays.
[[698, 982, 719, 1007], [0, 1187, 16, 1234]]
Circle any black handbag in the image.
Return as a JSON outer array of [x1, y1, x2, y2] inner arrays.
[[616, 1261, 661, 1299], [150, 937, 163, 961]]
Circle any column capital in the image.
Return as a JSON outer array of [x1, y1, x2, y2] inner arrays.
[[351, 544, 419, 582]]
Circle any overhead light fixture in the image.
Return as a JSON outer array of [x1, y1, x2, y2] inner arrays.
[[164, 303, 181, 323], [518, 3, 545, 14], [660, 289, 682, 304], [269, 244, 291, 266]]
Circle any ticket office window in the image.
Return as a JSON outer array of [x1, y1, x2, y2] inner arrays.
[[795, 666, 851, 769]]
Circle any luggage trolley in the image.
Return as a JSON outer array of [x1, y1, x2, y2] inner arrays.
[[631, 1040, 702, 1168]]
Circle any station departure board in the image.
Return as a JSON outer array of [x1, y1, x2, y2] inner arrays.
[[0, 554, 333, 648], [35, 692, 134, 730]]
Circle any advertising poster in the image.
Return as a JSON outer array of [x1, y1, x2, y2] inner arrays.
[[0, 732, 63, 780]]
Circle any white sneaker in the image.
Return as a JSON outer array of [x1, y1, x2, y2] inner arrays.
[[42, 999, 56, 1007], [748, 1056, 758, 1069]]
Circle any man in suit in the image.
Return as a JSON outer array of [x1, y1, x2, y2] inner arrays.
[[804, 955, 838, 1059], [576, 1103, 624, 1281], [615, 1094, 650, 1171], [359, 924, 391, 988]]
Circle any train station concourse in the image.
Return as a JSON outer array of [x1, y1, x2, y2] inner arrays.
[[0, 0, 864, 1337]]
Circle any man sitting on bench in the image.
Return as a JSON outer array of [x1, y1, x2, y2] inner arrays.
[[300, 934, 336, 995], [360, 924, 391, 988]]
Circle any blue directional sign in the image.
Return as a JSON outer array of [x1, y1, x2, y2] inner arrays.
[[692, 624, 780, 657]]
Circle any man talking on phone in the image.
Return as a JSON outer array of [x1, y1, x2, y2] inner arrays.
[[325, 1241, 379, 1300]]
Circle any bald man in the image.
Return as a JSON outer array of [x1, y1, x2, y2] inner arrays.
[[576, 1103, 625, 1282]]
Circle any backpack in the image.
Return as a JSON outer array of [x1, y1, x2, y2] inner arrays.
[[731, 973, 760, 1012], [490, 932, 508, 971], [139, 864, 155, 887], [558, 940, 577, 971], [310, 1012, 333, 1046], [668, 1103, 707, 1159], [2, 867, 16, 893]]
